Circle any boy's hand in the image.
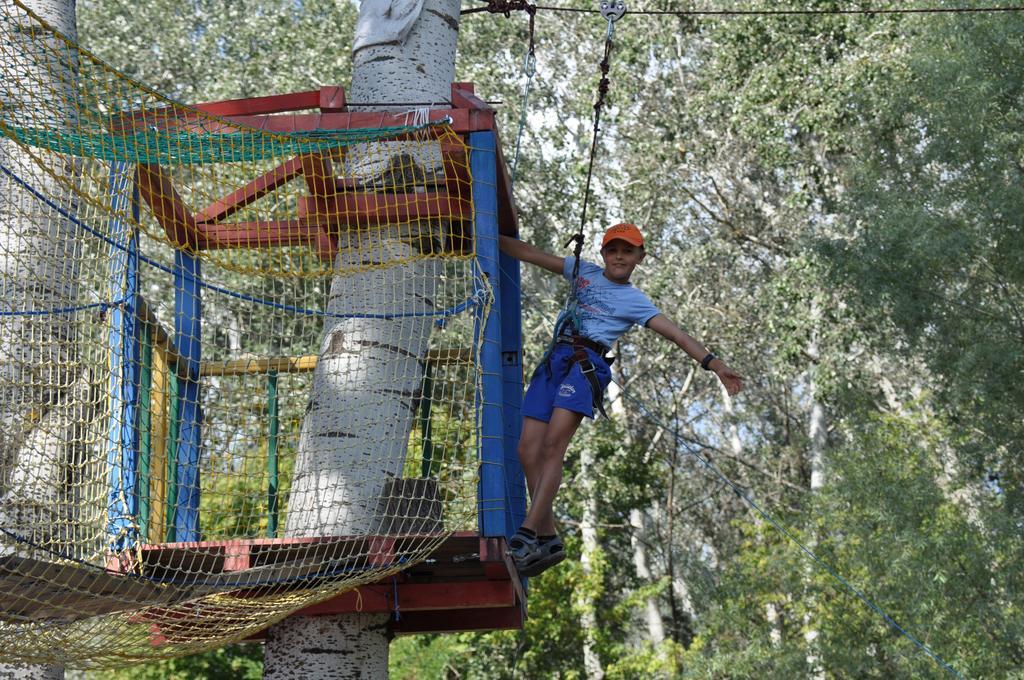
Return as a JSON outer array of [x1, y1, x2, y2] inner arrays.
[[714, 362, 743, 395]]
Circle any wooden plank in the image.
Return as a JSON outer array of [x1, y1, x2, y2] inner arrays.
[[149, 341, 169, 543], [198, 219, 320, 250], [493, 128, 520, 237], [136, 164, 207, 250], [156, 109, 478, 135], [191, 90, 322, 117], [301, 153, 337, 198], [194, 156, 306, 223], [392, 606, 524, 634], [298, 192, 471, 228], [319, 86, 347, 113], [295, 580, 515, 617], [0, 554, 199, 623], [113, 82, 504, 136]]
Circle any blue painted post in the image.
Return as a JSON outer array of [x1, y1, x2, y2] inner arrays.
[[106, 163, 141, 550], [499, 245, 525, 532], [471, 131, 514, 538], [173, 250, 202, 541]]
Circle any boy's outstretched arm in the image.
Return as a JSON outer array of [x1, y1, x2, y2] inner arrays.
[[499, 235, 565, 275], [645, 314, 743, 395]]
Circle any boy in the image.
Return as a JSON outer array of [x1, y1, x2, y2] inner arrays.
[[499, 223, 743, 577]]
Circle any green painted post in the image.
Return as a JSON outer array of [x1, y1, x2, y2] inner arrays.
[[137, 323, 153, 539], [165, 373, 180, 543], [419, 362, 435, 478], [267, 371, 280, 538]]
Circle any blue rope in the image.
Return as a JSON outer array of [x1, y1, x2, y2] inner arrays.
[[617, 385, 965, 679], [0, 162, 487, 321]]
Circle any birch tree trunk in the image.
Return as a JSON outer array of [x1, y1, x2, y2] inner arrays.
[[607, 377, 669, 646], [0, 1, 78, 677], [577, 445, 605, 680], [803, 301, 827, 679], [262, 1, 461, 677]]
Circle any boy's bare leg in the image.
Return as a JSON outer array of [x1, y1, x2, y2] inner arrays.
[[519, 407, 584, 535], [518, 416, 547, 504]]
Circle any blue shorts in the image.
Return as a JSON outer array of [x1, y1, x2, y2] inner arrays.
[[522, 344, 612, 422]]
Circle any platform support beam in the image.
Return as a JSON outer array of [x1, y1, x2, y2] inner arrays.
[[106, 163, 141, 550], [471, 131, 524, 538], [172, 251, 202, 541]]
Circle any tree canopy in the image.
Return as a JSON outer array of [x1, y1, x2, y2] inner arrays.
[[73, 0, 1023, 677]]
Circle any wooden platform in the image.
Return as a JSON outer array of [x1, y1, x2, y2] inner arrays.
[[118, 531, 525, 637], [0, 552, 209, 623], [0, 532, 525, 636]]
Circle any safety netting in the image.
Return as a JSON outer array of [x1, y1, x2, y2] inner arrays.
[[0, 0, 486, 666]]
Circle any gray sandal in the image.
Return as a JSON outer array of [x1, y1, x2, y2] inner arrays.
[[519, 535, 565, 577], [508, 529, 540, 570]]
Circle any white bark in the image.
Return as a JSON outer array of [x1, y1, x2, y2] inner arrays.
[[0, 1, 76, 676], [607, 378, 670, 646], [0, 665, 63, 680], [0, 0, 82, 541], [629, 508, 665, 645], [578, 446, 604, 680], [803, 302, 826, 679], [263, 1, 461, 676]]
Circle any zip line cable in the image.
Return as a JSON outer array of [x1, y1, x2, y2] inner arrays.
[[463, 2, 1024, 16]]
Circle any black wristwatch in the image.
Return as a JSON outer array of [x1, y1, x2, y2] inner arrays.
[[700, 353, 717, 371]]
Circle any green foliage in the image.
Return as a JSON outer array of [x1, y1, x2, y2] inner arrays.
[[85, 644, 263, 680], [69, 0, 1024, 677]]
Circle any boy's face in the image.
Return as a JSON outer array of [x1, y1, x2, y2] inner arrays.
[[600, 239, 646, 284]]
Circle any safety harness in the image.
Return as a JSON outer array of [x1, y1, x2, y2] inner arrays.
[[556, 332, 614, 419]]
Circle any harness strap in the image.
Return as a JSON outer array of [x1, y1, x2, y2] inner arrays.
[[571, 348, 610, 419]]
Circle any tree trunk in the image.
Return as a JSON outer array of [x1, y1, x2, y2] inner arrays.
[[0, 1, 77, 677], [629, 508, 665, 645], [803, 301, 827, 679], [607, 377, 669, 647], [577, 445, 604, 680], [262, 1, 461, 677]]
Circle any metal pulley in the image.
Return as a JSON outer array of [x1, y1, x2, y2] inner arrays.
[[600, 1, 626, 23]]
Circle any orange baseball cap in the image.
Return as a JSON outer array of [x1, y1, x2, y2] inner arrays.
[[602, 222, 644, 248]]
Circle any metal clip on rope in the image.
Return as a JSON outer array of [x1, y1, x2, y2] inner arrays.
[[600, 0, 626, 37]]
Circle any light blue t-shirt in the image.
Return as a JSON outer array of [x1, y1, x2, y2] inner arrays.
[[562, 257, 660, 348]]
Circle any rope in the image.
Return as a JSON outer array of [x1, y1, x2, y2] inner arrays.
[[559, 0, 624, 340], [464, 3, 1024, 16], [510, 3, 538, 186], [615, 383, 965, 679], [0, 162, 490, 322]]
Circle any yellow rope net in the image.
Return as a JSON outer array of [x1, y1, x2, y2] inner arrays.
[[0, 0, 486, 666]]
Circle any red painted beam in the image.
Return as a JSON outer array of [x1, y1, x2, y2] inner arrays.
[[319, 86, 347, 113], [198, 220, 319, 250], [191, 90, 323, 117], [450, 82, 487, 110], [194, 155, 306, 223], [152, 108, 490, 135], [298, 192, 471, 228], [295, 579, 516, 617], [301, 153, 337, 198], [136, 164, 206, 250], [493, 129, 519, 236], [392, 605, 525, 634]]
